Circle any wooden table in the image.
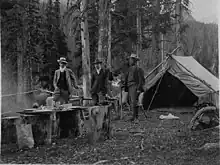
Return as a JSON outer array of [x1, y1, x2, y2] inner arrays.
[[17, 105, 112, 145]]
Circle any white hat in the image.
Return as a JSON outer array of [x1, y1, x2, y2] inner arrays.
[[57, 57, 68, 64], [130, 53, 139, 60]]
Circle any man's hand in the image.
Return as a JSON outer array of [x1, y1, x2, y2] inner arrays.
[[105, 93, 112, 99], [77, 85, 83, 90]]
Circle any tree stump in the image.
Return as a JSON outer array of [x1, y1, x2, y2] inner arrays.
[[86, 105, 111, 144], [55, 109, 84, 138], [20, 114, 52, 145], [1, 116, 21, 144]]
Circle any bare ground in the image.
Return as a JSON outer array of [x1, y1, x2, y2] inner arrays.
[[1, 109, 220, 165]]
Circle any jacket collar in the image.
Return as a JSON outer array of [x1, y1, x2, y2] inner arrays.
[[59, 66, 66, 72], [96, 67, 102, 74]]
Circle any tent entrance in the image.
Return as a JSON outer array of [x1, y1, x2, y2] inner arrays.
[[143, 72, 198, 110]]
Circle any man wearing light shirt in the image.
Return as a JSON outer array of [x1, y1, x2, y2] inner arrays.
[[53, 57, 81, 104]]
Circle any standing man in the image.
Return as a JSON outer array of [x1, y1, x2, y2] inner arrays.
[[124, 53, 145, 122], [53, 57, 81, 104], [91, 59, 113, 105]]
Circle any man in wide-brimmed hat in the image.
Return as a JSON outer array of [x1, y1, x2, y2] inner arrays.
[[124, 53, 145, 122], [53, 57, 81, 104], [91, 59, 113, 105]]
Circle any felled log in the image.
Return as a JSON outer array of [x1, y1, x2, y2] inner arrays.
[[188, 106, 219, 130], [1, 116, 21, 144], [197, 143, 220, 150]]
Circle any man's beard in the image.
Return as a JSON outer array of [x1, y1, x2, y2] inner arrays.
[[95, 66, 100, 70]]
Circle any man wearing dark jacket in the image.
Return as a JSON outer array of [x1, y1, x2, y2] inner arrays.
[[53, 57, 80, 104], [124, 54, 145, 122], [91, 59, 113, 105]]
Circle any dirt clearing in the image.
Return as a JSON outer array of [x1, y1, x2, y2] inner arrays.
[[1, 109, 219, 164]]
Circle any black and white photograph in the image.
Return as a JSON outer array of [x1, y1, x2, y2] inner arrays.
[[1, 0, 219, 164]]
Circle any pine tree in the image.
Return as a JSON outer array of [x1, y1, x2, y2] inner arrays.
[[1, 0, 24, 104], [25, 0, 43, 91], [41, 0, 69, 86], [54, 0, 69, 60], [41, 0, 57, 81]]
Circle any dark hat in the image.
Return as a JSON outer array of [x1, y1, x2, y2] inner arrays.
[[57, 57, 68, 64], [93, 59, 102, 65]]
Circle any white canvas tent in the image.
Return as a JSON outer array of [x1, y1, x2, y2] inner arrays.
[[143, 55, 219, 110]]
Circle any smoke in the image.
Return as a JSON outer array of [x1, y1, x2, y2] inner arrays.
[[1, 65, 18, 116]]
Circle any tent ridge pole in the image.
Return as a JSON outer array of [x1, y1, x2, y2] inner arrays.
[[145, 57, 170, 80], [145, 46, 180, 80]]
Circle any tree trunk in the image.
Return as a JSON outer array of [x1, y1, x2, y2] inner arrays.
[[161, 33, 165, 68], [23, 53, 32, 108], [175, 0, 183, 56], [98, 0, 110, 66], [152, 0, 161, 70], [17, 38, 24, 105], [80, 0, 91, 105], [107, 9, 112, 70], [67, 0, 70, 10], [136, 2, 142, 60], [23, 21, 33, 108]]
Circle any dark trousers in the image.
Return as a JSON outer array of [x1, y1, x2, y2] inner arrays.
[[128, 85, 139, 119], [91, 92, 106, 105], [53, 88, 70, 104]]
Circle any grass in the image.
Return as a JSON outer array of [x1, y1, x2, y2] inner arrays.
[[1, 109, 219, 164]]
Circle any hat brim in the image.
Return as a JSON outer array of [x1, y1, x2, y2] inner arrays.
[[93, 61, 102, 64], [57, 60, 68, 64], [130, 57, 140, 61]]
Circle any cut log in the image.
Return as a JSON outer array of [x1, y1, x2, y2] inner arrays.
[[16, 124, 34, 149], [20, 114, 52, 145], [56, 110, 83, 138], [1, 116, 21, 144]]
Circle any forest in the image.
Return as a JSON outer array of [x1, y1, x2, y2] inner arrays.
[[1, 0, 218, 113]]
